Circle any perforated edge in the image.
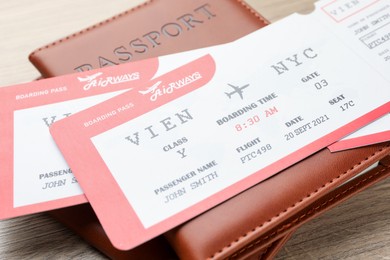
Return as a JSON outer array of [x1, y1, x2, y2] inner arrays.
[[235, 0, 270, 25], [209, 144, 390, 259]]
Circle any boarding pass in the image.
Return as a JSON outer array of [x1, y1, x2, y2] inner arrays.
[[49, 0, 390, 249]]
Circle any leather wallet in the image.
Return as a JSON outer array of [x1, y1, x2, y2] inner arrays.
[[29, 0, 390, 259]]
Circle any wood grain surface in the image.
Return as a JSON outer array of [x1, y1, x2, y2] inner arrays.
[[0, 0, 389, 259]]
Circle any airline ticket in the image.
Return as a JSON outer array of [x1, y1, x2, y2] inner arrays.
[[0, 58, 162, 218], [49, 0, 390, 250]]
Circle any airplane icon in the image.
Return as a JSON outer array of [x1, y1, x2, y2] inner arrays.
[[225, 83, 250, 100], [77, 72, 103, 82]]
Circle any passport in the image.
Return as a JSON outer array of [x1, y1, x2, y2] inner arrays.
[[28, 0, 268, 77]]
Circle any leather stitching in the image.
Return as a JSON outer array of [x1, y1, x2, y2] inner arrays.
[[228, 166, 389, 259], [209, 144, 390, 259], [29, 0, 268, 59]]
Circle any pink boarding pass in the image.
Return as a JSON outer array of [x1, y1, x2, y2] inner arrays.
[[0, 58, 161, 219], [50, 3, 390, 250]]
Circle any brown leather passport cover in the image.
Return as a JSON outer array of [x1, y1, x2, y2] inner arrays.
[[29, 0, 268, 78], [30, 0, 390, 259]]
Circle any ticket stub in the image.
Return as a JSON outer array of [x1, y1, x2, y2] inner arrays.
[[50, 3, 390, 249], [319, 0, 390, 150]]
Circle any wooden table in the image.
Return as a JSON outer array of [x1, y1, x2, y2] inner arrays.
[[0, 0, 389, 259]]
